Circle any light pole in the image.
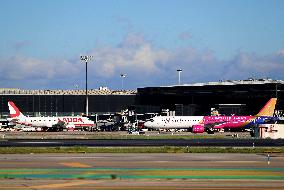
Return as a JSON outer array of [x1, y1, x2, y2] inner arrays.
[[177, 69, 182, 85], [72, 84, 79, 116], [120, 73, 126, 90], [80, 55, 93, 116]]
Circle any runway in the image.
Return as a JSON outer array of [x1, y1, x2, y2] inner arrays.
[[0, 153, 284, 189], [0, 138, 284, 147]]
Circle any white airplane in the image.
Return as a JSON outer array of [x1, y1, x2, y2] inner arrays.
[[7, 101, 94, 130], [144, 116, 204, 131], [144, 98, 277, 133]]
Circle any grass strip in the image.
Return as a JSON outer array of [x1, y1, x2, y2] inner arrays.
[[1, 133, 228, 140], [0, 146, 284, 154], [1, 168, 284, 180], [87, 134, 227, 140], [1, 173, 283, 180]]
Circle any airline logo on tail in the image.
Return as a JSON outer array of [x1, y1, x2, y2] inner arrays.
[[8, 101, 24, 118], [255, 98, 277, 116]]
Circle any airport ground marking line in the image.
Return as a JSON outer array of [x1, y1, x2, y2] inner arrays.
[[0, 174, 283, 180], [0, 187, 284, 190], [59, 162, 92, 168], [1, 167, 284, 172], [29, 180, 99, 189]]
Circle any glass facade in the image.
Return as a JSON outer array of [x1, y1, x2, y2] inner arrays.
[[0, 94, 135, 118], [137, 83, 284, 116], [1, 81, 283, 117]]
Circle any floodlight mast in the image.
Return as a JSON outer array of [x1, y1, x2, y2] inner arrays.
[[120, 73, 126, 90], [80, 55, 93, 116], [177, 69, 182, 85]]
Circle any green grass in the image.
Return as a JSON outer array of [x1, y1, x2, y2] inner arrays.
[[87, 134, 226, 140], [2, 133, 228, 140], [0, 146, 283, 154]]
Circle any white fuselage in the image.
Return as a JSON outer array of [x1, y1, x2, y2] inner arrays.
[[7, 101, 95, 129], [144, 116, 204, 129], [12, 116, 94, 128]]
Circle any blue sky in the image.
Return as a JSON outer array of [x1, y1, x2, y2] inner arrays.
[[0, 0, 284, 89]]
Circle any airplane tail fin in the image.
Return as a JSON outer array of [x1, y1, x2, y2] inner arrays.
[[255, 98, 277, 116], [8, 101, 25, 118]]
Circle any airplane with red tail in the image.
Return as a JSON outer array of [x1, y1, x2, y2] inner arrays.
[[7, 101, 94, 131]]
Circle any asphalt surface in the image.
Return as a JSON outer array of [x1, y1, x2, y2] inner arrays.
[[0, 153, 284, 189], [0, 138, 284, 147]]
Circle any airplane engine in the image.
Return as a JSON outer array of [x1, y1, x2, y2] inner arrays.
[[66, 124, 75, 131], [36, 127, 42, 132], [192, 125, 204, 133]]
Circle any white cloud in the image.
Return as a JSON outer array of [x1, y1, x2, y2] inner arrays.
[[89, 33, 172, 78], [2, 56, 53, 80], [0, 55, 80, 86], [1, 32, 284, 89], [222, 52, 284, 80]]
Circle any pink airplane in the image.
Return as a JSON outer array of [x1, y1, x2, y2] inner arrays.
[[144, 98, 277, 134]]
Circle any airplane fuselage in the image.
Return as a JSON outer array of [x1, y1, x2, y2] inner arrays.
[[11, 116, 94, 128], [144, 116, 203, 129], [144, 98, 277, 132], [7, 101, 95, 129], [144, 115, 277, 130]]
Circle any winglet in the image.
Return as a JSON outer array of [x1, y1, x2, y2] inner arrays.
[[8, 101, 25, 118], [255, 98, 277, 116]]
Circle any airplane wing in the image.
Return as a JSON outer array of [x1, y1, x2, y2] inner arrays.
[[7, 118, 20, 124], [51, 121, 66, 128]]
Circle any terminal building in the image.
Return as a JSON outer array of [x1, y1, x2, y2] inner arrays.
[[136, 78, 284, 116], [0, 78, 283, 118], [0, 88, 136, 117]]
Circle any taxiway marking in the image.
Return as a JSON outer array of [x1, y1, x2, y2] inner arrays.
[[59, 162, 92, 168], [30, 181, 98, 189]]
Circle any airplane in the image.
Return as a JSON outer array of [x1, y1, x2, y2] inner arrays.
[[7, 101, 95, 131], [144, 98, 277, 134]]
